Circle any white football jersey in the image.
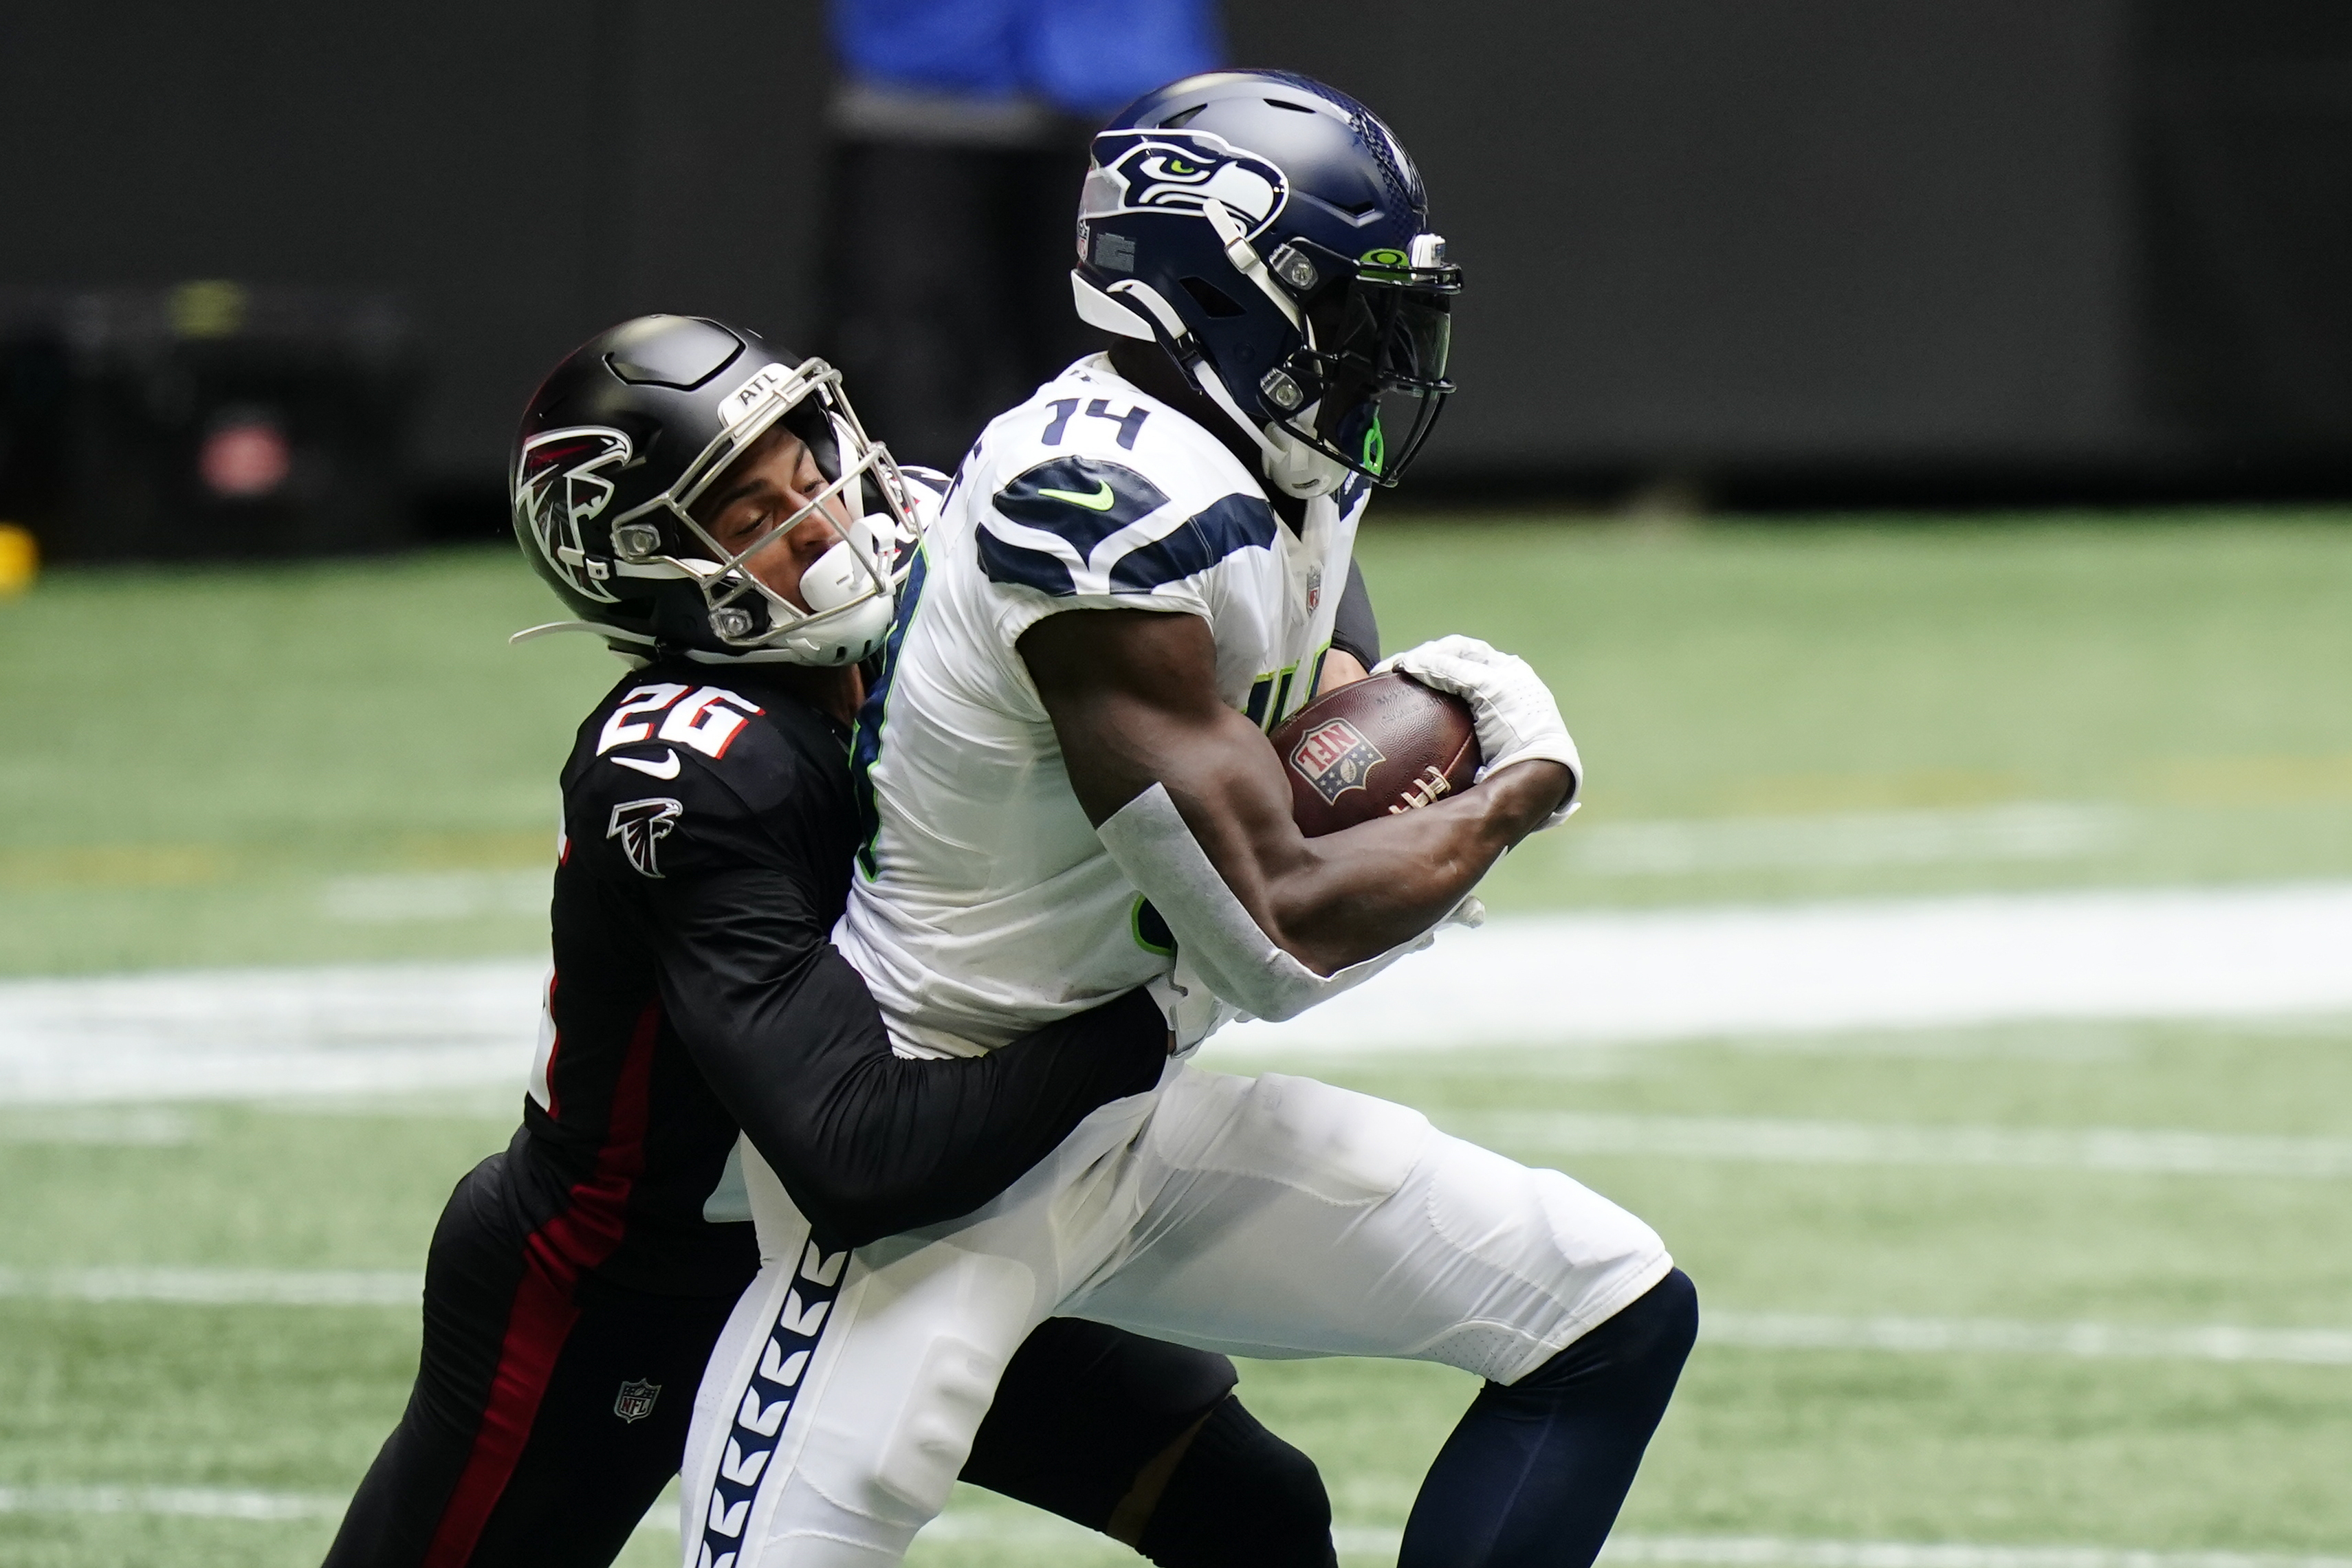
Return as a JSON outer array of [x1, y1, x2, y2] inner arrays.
[[837, 354, 1370, 1056]]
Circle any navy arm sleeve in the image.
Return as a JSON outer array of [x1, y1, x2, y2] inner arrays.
[[641, 863, 1165, 1250], [1331, 556, 1381, 667]]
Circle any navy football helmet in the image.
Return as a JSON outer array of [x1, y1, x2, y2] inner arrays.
[[1071, 71, 1461, 497], [509, 315, 919, 665]]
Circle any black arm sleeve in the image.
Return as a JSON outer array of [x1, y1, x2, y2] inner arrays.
[[645, 863, 1166, 1250], [1330, 555, 1381, 667]]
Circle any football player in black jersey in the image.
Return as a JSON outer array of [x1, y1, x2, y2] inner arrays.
[[322, 316, 1341, 1568]]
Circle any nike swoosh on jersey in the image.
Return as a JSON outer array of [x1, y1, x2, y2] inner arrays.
[[1035, 482, 1117, 511], [611, 749, 682, 779], [985, 458, 1174, 594]]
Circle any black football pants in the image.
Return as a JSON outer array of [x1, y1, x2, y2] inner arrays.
[[323, 1150, 1317, 1568]]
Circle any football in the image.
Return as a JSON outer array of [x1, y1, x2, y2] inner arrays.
[[1267, 672, 1482, 837]]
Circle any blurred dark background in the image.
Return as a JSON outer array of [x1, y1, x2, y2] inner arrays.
[[4, 0, 2351, 557]]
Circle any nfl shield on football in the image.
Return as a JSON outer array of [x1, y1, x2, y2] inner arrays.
[[1267, 672, 1480, 836]]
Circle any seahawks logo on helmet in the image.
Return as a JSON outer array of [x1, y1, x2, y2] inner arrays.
[[516, 426, 633, 604], [1080, 130, 1289, 241]]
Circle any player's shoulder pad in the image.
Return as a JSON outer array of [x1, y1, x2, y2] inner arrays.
[[972, 376, 1277, 599], [562, 672, 846, 881]]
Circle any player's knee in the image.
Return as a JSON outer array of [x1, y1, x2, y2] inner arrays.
[[1618, 1266, 1699, 1375], [1140, 1398, 1336, 1568], [1646, 1266, 1701, 1367], [1515, 1268, 1698, 1404]]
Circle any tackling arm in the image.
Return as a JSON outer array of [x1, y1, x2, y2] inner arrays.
[[646, 867, 1165, 1249], [1019, 608, 1570, 982]]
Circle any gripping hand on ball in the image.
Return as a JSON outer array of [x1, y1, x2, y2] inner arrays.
[[1378, 635, 1582, 831]]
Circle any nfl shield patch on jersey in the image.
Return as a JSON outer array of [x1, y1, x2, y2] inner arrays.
[[613, 1378, 661, 1423]]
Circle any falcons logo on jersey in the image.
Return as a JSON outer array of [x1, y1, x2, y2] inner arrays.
[[516, 425, 633, 603], [607, 797, 682, 878]]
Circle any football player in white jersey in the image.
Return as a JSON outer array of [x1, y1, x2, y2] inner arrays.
[[683, 72, 1697, 1568]]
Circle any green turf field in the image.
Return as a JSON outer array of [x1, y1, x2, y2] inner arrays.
[[3, 514, 2349, 1566], [4, 514, 2349, 975]]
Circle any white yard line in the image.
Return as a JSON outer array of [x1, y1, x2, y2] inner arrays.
[[1594, 1542, 2352, 1568], [3, 883, 2349, 1102], [1559, 804, 2131, 878], [2, 1482, 2340, 1568], [905, 1523, 2352, 1566], [0, 1267, 419, 1306], [0, 1484, 342, 1520], [0, 959, 545, 1103], [6, 1267, 2344, 1369], [630, 1502, 2352, 1568], [1701, 1312, 2352, 1365], [1212, 881, 2352, 1058], [1454, 1112, 2352, 1178], [0, 1107, 193, 1143]]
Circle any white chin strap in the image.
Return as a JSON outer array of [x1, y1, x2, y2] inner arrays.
[[699, 533, 895, 667], [1259, 413, 1346, 500], [759, 595, 894, 666], [1071, 271, 1348, 501], [1072, 269, 1156, 341], [790, 535, 898, 661]]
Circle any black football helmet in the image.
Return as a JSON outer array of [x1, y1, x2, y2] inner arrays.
[[1071, 71, 1462, 498], [510, 314, 919, 664]]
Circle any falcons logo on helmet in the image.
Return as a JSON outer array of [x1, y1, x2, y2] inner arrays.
[[606, 797, 682, 878], [517, 426, 633, 603]]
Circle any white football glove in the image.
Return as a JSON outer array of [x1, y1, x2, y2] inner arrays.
[[1377, 634, 1582, 832]]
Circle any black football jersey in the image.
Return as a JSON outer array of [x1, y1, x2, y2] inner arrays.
[[507, 657, 1165, 1298]]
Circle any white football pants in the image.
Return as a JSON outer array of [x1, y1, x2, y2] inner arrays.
[[679, 1062, 1670, 1568]]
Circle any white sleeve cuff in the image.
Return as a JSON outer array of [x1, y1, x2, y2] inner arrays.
[[1485, 742, 1583, 833], [1096, 784, 1438, 1026]]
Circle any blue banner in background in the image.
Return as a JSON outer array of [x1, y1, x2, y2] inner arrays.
[[831, 0, 1222, 114]]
